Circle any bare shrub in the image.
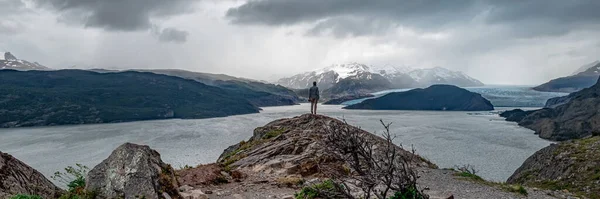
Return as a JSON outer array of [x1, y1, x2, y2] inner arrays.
[[314, 119, 428, 199]]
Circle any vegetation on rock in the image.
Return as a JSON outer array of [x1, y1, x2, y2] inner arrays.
[[508, 136, 600, 198]]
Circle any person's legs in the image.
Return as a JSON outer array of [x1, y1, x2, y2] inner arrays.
[[310, 99, 315, 114], [314, 99, 318, 115]]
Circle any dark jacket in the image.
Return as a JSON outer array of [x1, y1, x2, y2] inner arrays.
[[309, 86, 320, 99]]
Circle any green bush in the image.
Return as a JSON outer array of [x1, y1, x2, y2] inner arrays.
[[52, 164, 97, 199], [389, 186, 427, 199], [295, 180, 340, 199], [10, 195, 42, 199]]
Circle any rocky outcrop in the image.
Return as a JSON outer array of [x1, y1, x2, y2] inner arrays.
[[217, 114, 436, 179], [344, 85, 494, 111], [4, 52, 17, 60], [507, 136, 600, 198], [501, 76, 600, 141], [323, 93, 374, 105], [544, 95, 571, 108], [86, 143, 180, 199], [1, 52, 50, 71], [499, 109, 534, 122], [0, 151, 63, 199]]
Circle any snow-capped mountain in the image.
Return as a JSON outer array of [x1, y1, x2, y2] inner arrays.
[[276, 62, 371, 89], [407, 67, 484, 87], [276, 63, 484, 90], [0, 52, 50, 70]]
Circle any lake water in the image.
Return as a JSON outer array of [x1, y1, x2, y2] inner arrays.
[[0, 104, 551, 183]]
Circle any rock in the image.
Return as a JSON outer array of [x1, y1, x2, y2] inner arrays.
[[180, 189, 208, 199], [344, 85, 494, 111], [499, 109, 534, 122], [232, 194, 244, 199], [282, 195, 294, 199], [4, 52, 17, 60], [217, 114, 436, 179], [179, 185, 194, 192], [177, 163, 227, 186], [0, 151, 63, 199], [544, 95, 571, 108], [86, 143, 180, 199], [503, 76, 600, 141], [508, 136, 600, 198]]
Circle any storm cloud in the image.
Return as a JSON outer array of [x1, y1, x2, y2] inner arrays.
[[153, 27, 189, 43], [32, 0, 199, 31], [226, 0, 600, 37]]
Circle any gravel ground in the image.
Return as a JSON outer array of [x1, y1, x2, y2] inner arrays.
[[418, 168, 576, 199]]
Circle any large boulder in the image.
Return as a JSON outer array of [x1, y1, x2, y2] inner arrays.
[[344, 84, 494, 111], [0, 151, 63, 199], [86, 143, 180, 199]]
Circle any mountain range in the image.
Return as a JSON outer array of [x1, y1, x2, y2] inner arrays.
[[0, 52, 50, 70], [533, 60, 600, 93], [276, 63, 484, 99], [0, 70, 262, 128]]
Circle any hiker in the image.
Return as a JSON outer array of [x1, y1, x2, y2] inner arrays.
[[309, 81, 320, 114]]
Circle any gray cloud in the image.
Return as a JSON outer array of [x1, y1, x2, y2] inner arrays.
[[32, 0, 199, 31], [226, 0, 600, 38], [153, 27, 189, 43]]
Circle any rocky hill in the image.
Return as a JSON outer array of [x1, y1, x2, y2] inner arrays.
[[0, 52, 50, 71], [96, 69, 301, 107], [0, 69, 260, 128], [534, 61, 600, 93], [345, 85, 494, 111], [501, 76, 600, 141], [508, 136, 600, 198], [0, 151, 63, 198]]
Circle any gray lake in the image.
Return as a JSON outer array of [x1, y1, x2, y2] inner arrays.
[[0, 104, 551, 183]]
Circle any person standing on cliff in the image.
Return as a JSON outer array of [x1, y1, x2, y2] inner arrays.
[[309, 81, 320, 115]]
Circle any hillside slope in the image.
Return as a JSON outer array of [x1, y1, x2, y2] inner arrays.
[[0, 70, 260, 127], [534, 61, 600, 93], [508, 136, 600, 198]]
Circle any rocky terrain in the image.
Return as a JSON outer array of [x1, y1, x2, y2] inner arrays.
[[0, 52, 50, 71], [534, 61, 600, 93], [508, 136, 600, 199], [344, 85, 494, 111], [0, 114, 579, 199], [0, 69, 260, 128], [501, 76, 600, 141], [0, 152, 63, 199]]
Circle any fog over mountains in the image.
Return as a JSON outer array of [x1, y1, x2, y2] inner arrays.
[[276, 62, 484, 90]]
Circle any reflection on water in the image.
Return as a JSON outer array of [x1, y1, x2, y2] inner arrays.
[[0, 104, 551, 183]]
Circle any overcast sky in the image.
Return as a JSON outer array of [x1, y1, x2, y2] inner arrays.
[[1, 0, 599, 85]]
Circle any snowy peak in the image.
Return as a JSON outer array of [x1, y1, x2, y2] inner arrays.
[[0, 52, 50, 71], [276, 62, 484, 90], [317, 62, 370, 79], [408, 67, 483, 87]]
